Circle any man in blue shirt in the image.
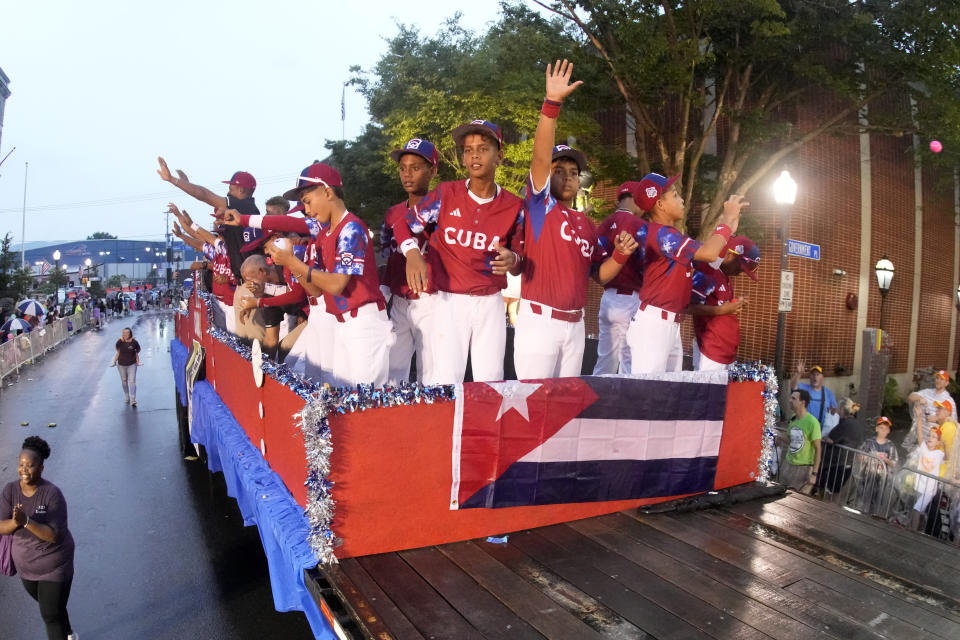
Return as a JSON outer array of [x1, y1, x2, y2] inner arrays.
[[790, 362, 838, 430]]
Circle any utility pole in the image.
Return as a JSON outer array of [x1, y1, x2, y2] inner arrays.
[[20, 161, 28, 266]]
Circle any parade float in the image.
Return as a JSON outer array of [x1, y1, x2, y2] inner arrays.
[[171, 288, 775, 639]]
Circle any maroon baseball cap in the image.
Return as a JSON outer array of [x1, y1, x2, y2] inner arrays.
[[222, 171, 257, 191], [617, 181, 644, 203], [725, 235, 761, 280], [636, 173, 680, 213], [282, 163, 343, 201], [451, 120, 503, 148]]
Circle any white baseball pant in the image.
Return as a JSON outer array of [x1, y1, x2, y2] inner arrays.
[[388, 294, 442, 385], [692, 340, 730, 371], [514, 299, 584, 380], [284, 300, 336, 383], [625, 303, 683, 374], [593, 288, 639, 375], [213, 298, 237, 335], [329, 302, 395, 388], [437, 291, 505, 383]]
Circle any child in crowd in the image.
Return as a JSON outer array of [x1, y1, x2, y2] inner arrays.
[[849, 416, 899, 517], [908, 404, 945, 531]]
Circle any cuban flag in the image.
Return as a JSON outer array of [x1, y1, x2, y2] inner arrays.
[[451, 373, 728, 510]]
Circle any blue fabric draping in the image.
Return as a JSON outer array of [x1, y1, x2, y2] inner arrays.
[[170, 341, 332, 639], [170, 338, 189, 406]]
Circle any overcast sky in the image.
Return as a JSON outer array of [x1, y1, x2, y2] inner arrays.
[[0, 0, 503, 253]]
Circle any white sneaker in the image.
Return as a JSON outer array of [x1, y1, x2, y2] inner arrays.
[[124, 395, 129, 404], [67, 632, 79, 640]]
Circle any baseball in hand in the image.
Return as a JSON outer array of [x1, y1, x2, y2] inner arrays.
[[272, 237, 290, 251], [930, 140, 943, 153]]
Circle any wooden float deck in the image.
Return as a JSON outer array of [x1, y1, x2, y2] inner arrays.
[[314, 490, 960, 639]]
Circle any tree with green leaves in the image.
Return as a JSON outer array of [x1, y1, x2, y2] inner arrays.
[[533, 0, 960, 235], [87, 231, 117, 240], [344, 3, 610, 223]]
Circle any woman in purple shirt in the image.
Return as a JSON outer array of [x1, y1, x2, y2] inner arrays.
[[0, 436, 76, 640]]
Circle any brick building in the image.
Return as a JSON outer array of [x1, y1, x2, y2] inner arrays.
[[583, 97, 958, 401]]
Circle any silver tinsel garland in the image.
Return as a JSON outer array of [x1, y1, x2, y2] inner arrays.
[[195, 290, 455, 562]]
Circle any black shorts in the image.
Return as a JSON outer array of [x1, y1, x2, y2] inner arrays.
[[262, 306, 285, 328]]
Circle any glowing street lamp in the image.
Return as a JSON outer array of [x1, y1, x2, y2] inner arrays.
[[772, 170, 797, 378]]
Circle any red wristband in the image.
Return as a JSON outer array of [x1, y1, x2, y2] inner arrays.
[[541, 98, 562, 119], [613, 250, 630, 265], [713, 224, 733, 243]]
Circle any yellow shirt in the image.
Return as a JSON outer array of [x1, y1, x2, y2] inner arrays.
[[939, 420, 957, 476]]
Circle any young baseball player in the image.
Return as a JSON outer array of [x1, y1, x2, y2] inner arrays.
[[226, 163, 393, 387], [395, 121, 524, 383], [592, 182, 646, 375], [688, 234, 761, 370], [515, 59, 638, 379], [157, 158, 262, 279], [625, 176, 748, 373], [381, 138, 441, 384], [168, 204, 238, 334]]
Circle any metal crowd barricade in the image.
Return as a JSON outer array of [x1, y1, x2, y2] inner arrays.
[[0, 310, 92, 384], [772, 427, 960, 544]]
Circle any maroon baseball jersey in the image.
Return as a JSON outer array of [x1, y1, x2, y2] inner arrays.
[[596, 209, 643, 292], [320, 212, 385, 316], [634, 220, 702, 313], [691, 265, 739, 364], [522, 176, 606, 310], [395, 180, 524, 296], [202, 238, 237, 303], [381, 202, 427, 300]]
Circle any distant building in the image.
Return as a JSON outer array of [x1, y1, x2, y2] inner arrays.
[[0, 66, 9, 152], [23, 239, 199, 284]]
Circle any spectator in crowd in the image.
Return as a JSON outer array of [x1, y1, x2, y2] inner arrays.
[[790, 362, 839, 434], [111, 327, 142, 406], [0, 436, 77, 640], [849, 416, 899, 517], [781, 388, 822, 492], [931, 400, 956, 477], [907, 402, 946, 531], [815, 396, 862, 494], [907, 370, 957, 449]]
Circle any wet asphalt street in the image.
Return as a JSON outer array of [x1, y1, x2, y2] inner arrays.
[[0, 311, 313, 639]]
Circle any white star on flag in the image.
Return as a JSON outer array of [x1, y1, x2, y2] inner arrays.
[[484, 380, 542, 421]]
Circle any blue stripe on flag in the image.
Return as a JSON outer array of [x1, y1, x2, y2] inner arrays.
[[461, 456, 718, 509], [581, 376, 727, 421]]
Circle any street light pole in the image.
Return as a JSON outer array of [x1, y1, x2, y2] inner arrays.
[[772, 170, 798, 378]]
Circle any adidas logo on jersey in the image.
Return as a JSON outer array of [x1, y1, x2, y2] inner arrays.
[[610, 222, 617, 230], [449, 208, 462, 217]]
